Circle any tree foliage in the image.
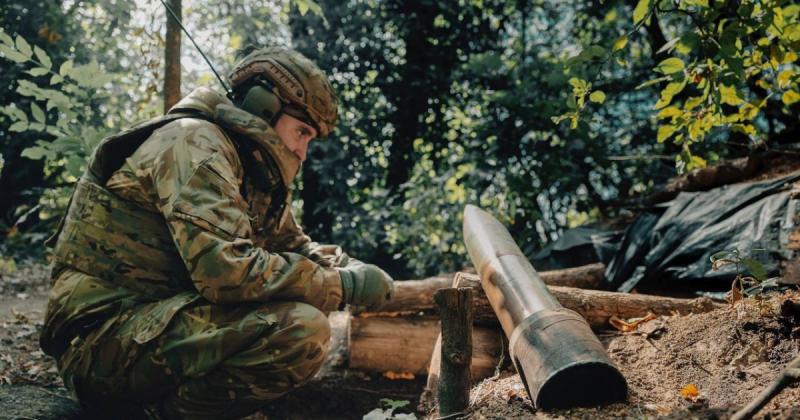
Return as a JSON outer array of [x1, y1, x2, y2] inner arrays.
[[1, 0, 797, 278]]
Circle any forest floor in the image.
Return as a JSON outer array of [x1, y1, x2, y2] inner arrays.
[[1, 261, 799, 419], [432, 291, 800, 420]]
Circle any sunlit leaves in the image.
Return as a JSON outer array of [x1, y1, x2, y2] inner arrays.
[[58, 60, 73, 76], [292, 0, 323, 17], [719, 85, 743, 106], [33, 46, 51, 70], [589, 90, 606, 104], [612, 35, 628, 52], [15, 35, 32, 59], [632, 0, 650, 25], [655, 57, 685, 75], [654, 80, 686, 109], [783, 90, 800, 105], [30, 103, 45, 124], [657, 125, 676, 143]]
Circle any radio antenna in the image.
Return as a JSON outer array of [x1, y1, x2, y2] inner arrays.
[[158, 0, 232, 97]]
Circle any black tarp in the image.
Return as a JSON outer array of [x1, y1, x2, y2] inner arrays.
[[530, 226, 621, 271], [603, 172, 800, 292]]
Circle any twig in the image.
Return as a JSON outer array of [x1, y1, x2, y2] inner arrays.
[[731, 355, 800, 420], [436, 411, 468, 420]]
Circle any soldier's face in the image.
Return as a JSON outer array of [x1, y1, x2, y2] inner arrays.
[[274, 114, 318, 162]]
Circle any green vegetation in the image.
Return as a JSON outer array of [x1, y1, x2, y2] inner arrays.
[[1, 0, 797, 278]]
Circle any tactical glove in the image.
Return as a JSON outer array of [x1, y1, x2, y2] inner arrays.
[[337, 261, 394, 310]]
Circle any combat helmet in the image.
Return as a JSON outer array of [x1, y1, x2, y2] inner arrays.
[[228, 46, 338, 137]]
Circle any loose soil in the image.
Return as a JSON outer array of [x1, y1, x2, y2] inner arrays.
[[436, 291, 800, 420], [2, 261, 799, 419]]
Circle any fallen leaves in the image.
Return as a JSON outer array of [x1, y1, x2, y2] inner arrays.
[[680, 383, 705, 403], [610, 312, 656, 332], [383, 371, 415, 380], [727, 278, 744, 307], [503, 383, 528, 403]]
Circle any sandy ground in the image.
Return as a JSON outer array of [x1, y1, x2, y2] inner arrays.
[[425, 291, 800, 420]]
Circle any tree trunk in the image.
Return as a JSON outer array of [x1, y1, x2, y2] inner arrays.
[[163, 0, 182, 112], [348, 316, 504, 377]]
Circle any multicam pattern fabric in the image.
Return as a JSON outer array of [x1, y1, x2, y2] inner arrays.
[[41, 87, 343, 419]]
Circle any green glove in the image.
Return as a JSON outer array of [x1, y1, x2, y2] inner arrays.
[[337, 261, 394, 310]]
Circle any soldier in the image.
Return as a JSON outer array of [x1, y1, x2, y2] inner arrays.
[[39, 46, 395, 419]]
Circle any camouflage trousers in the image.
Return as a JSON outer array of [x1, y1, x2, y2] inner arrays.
[[57, 294, 331, 419]]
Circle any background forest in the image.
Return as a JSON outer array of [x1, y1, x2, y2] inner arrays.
[[0, 0, 798, 279]]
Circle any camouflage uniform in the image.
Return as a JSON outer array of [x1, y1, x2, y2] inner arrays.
[[40, 87, 343, 419]]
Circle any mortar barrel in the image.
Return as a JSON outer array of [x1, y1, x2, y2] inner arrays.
[[463, 204, 627, 409]]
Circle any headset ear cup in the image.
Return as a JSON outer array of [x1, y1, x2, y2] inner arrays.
[[240, 85, 283, 124]]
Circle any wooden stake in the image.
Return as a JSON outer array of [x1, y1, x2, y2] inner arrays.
[[434, 287, 473, 416]]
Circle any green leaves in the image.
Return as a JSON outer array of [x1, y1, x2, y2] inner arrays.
[[657, 124, 677, 143], [655, 57, 685, 75], [589, 90, 606, 104], [654, 80, 687, 109], [59, 60, 73, 76], [613, 35, 628, 52], [632, 0, 651, 25], [710, 250, 768, 283], [33, 45, 51, 70], [292, 0, 323, 17], [741, 258, 767, 282], [719, 85, 743, 106], [15, 35, 32, 59], [31, 103, 45, 124], [0, 43, 28, 63], [0, 30, 12, 47]]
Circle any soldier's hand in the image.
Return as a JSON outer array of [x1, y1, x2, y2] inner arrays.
[[337, 261, 394, 310]]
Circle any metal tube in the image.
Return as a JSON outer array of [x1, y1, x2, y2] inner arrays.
[[463, 205, 627, 409]]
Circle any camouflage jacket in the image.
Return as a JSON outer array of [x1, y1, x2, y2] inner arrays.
[[41, 88, 342, 357]]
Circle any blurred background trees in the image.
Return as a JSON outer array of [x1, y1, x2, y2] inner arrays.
[[1, 0, 797, 278]]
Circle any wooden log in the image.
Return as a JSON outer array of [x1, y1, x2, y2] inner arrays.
[[420, 334, 443, 410], [454, 272, 723, 328], [373, 264, 605, 315], [348, 316, 504, 377], [434, 288, 473, 416]]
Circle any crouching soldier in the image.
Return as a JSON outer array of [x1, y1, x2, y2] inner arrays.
[[40, 46, 394, 419]]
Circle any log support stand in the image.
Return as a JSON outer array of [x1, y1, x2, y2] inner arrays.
[[434, 287, 473, 417]]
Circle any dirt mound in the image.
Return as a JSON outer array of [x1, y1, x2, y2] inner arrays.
[[454, 291, 800, 419]]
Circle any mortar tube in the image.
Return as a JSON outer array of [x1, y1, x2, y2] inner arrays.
[[463, 204, 627, 409]]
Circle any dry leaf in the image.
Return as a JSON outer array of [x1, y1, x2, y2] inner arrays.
[[609, 312, 656, 332], [11, 308, 28, 323], [643, 403, 672, 415], [727, 278, 743, 307], [383, 371, 415, 380], [680, 383, 702, 402]]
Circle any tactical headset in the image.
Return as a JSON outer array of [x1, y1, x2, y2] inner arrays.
[[235, 77, 285, 126]]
